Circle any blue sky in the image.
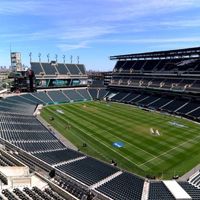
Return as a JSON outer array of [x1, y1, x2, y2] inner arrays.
[[0, 0, 200, 71]]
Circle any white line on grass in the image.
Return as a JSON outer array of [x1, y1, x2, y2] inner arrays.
[[139, 132, 200, 167], [45, 108, 110, 161], [95, 125, 157, 160], [73, 124, 141, 167], [48, 108, 139, 167], [68, 104, 157, 159]]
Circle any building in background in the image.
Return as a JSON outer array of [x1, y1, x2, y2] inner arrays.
[[11, 52, 22, 71]]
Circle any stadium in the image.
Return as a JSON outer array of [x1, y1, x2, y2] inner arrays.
[[0, 46, 200, 200]]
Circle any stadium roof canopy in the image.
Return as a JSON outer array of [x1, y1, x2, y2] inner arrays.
[[110, 46, 200, 60]]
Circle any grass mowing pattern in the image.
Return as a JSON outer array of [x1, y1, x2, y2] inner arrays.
[[41, 101, 200, 179]]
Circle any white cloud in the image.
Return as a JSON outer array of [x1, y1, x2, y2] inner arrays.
[[57, 41, 90, 51], [160, 19, 200, 28], [60, 26, 116, 40], [94, 37, 200, 44]]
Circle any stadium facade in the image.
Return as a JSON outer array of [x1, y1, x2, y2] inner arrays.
[[31, 61, 88, 89], [109, 47, 200, 122]]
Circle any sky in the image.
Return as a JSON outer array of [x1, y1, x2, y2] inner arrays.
[[0, 0, 200, 71]]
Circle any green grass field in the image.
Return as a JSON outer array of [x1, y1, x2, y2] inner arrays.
[[41, 101, 200, 179]]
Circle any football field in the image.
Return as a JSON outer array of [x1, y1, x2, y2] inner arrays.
[[41, 101, 200, 179]]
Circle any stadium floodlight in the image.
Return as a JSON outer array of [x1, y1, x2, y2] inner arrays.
[[47, 54, 50, 63], [38, 53, 41, 62], [63, 55, 66, 63], [77, 56, 80, 64], [70, 55, 73, 64], [29, 52, 32, 63], [55, 54, 58, 62]]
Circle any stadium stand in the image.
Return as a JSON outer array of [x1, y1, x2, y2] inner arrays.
[[96, 172, 144, 200], [188, 171, 200, 187], [55, 177, 90, 199], [42, 63, 57, 75], [98, 88, 109, 99], [33, 148, 83, 165], [65, 64, 81, 75], [148, 182, 175, 200], [32, 91, 54, 104], [76, 89, 92, 100], [88, 88, 98, 99], [62, 89, 85, 102], [57, 157, 119, 186], [108, 47, 200, 122], [31, 61, 88, 89], [56, 63, 70, 75], [47, 90, 70, 103], [179, 181, 200, 200], [30, 62, 44, 75], [2, 88, 200, 199], [1, 47, 200, 199], [31, 62, 86, 76]]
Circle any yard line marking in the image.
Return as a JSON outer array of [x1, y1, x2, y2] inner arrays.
[[46, 108, 110, 161], [65, 104, 157, 158], [139, 132, 200, 167], [47, 107, 140, 167], [96, 126, 157, 159], [63, 104, 156, 157]]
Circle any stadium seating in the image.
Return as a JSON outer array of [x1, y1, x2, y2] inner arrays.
[[96, 172, 144, 200], [11, 141, 65, 153], [3, 47, 200, 199], [178, 182, 200, 200], [189, 171, 200, 187], [121, 92, 140, 103], [111, 91, 129, 102], [56, 63, 70, 74], [0, 99, 35, 115], [33, 148, 83, 165], [65, 64, 81, 75], [0, 153, 15, 166], [98, 88, 108, 100], [76, 89, 92, 100], [57, 157, 119, 186], [21, 93, 44, 104], [42, 63, 57, 75], [55, 177, 90, 199], [161, 98, 188, 112], [62, 89, 84, 102], [88, 88, 98, 99], [47, 90, 69, 103], [30, 62, 44, 74], [76, 64, 86, 74], [148, 182, 175, 200]]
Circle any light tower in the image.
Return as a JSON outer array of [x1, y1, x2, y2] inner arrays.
[[47, 54, 50, 63], [77, 56, 80, 64], [29, 52, 32, 63], [70, 55, 73, 64], [38, 53, 41, 62], [63, 55, 66, 63]]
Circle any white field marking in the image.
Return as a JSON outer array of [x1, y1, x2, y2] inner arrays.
[[73, 123, 141, 166], [94, 125, 157, 159], [70, 129, 111, 161], [67, 109, 157, 159], [57, 107, 141, 166], [46, 108, 110, 161], [65, 103, 200, 163], [54, 103, 200, 169], [139, 132, 200, 167]]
